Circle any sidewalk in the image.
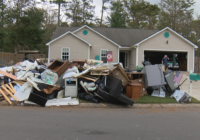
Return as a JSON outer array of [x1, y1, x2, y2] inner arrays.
[[179, 72, 200, 101]]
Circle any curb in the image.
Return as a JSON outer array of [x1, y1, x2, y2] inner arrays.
[[1, 102, 200, 108], [79, 103, 200, 108]]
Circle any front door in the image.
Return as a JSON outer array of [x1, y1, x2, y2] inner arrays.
[[120, 52, 129, 69]]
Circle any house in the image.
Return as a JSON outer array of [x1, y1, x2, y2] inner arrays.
[[46, 25, 198, 72]]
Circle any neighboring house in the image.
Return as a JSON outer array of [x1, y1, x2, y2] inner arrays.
[[46, 25, 198, 72]]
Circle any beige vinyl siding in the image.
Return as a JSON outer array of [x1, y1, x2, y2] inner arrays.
[[138, 29, 194, 71], [129, 48, 136, 70], [74, 27, 119, 63], [50, 34, 89, 60]]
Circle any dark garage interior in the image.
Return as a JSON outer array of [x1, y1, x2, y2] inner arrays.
[[144, 51, 187, 71]]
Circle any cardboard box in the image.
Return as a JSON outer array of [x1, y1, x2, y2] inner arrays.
[[111, 64, 130, 87], [46, 60, 69, 77]]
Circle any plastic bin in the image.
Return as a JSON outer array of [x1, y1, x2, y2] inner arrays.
[[189, 73, 200, 81]]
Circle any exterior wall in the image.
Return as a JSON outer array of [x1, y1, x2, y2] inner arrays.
[[49, 34, 89, 60], [129, 48, 136, 70], [74, 27, 119, 63], [138, 29, 194, 71]]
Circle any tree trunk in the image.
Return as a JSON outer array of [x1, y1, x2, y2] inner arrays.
[[100, 1, 104, 27], [58, 2, 61, 26]]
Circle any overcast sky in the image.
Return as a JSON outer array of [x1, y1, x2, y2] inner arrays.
[[93, 0, 200, 19]]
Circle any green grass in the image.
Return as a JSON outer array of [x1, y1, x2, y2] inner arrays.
[[133, 94, 200, 104], [79, 94, 200, 104]]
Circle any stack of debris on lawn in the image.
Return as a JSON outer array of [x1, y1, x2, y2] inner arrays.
[[0, 58, 198, 107]]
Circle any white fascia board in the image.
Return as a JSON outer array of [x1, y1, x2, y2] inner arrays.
[[46, 31, 92, 47], [73, 25, 121, 48], [130, 44, 138, 48], [134, 27, 198, 49], [119, 46, 132, 50]]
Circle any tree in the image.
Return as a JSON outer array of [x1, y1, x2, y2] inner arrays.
[[190, 15, 200, 57], [157, 0, 195, 35], [5, 0, 45, 53], [65, 0, 82, 26], [5, 0, 33, 52], [144, 3, 160, 29], [0, 0, 9, 51], [123, 0, 160, 29], [16, 8, 45, 50], [100, 0, 110, 27], [38, 9, 57, 54], [65, 0, 95, 26], [49, 0, 69, 26], [108, 0, 126, 28]]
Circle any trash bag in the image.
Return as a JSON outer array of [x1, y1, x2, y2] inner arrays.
[[78, 92, 101, 103]]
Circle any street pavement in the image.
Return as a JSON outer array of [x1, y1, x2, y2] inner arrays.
[[0, 106, 200, 140]]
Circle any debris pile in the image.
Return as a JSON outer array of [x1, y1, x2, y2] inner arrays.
[[0, 58, 196, 107]]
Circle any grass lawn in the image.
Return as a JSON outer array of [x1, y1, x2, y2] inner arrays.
[[79, 94, 200, 104], [133, 94, 200, 104]]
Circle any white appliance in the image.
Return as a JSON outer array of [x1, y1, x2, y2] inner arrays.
[[65, 78, 78, 97]]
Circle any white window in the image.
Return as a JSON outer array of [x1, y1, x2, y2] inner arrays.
[[61, 48, 69, 60], [100, 49, 108, 61]]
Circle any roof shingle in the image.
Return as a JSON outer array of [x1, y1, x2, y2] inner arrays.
[[51, 26, 159, 47]]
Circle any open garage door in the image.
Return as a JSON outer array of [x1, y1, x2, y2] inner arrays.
[[144, 51, 188, 71]]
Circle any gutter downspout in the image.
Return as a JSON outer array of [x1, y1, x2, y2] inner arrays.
[[88, 46, 90, 59], [136, 45, 139, 66], [194, 48, 195, 72], [48, 45, 50, 63]]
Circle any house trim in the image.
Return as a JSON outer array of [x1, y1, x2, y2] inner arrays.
[[88, 46, 90, 59], [136, 46, 138, 66], [119, 47, 132, 50], [46, 31, 92, 47], [132, 27, 198, 49], [193, 49, 195, 72], [48, 44, 50, 63]]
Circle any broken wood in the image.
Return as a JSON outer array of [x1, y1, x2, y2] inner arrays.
[[9, 83, 16, 93], [5, 84, 15, 94], [13, 80, 25, 86], [2, 86, 18, 101], [79, 75, 100, 82], [0, 70, 17, 80], [87, 59, 103, 64], [90, 71, 109, 75], [0, 89, 12, 104]]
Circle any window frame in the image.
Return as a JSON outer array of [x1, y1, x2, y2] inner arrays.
[[61, 47, 70, 60], [100, 49, 108, 62]]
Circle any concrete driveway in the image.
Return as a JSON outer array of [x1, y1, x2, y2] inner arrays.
[[178, 72, 200, 101]]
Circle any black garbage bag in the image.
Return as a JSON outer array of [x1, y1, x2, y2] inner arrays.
[[78, 92, 101, 103]]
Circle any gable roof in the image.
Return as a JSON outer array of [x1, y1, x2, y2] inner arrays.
[[50, 26, 159, 47], [46, 31, 92, 46], [73, 25, 121, 47], [133, 27, 198, 49]]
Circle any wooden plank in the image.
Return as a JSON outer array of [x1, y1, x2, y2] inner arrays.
[[90, 71, 109, 75], [79, 75, 100, 82], [12, 81, 25, 86], [0, 70, 17, 80], [0, 89, 12, 104], [2, 86, 18, 101], [6, 84, 15, 94]]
